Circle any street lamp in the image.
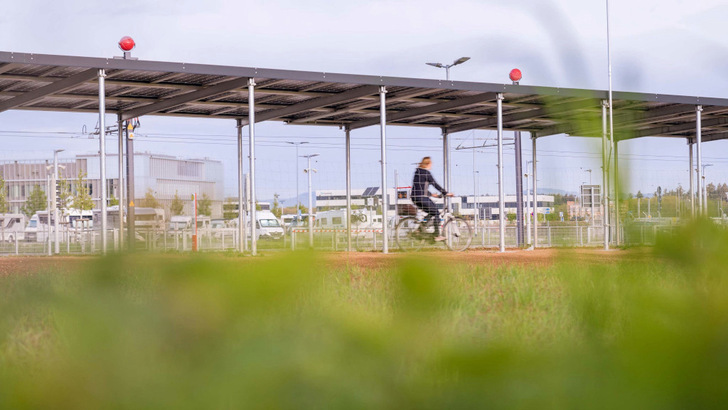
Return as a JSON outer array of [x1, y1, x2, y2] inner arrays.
[[301, 153, 319, 248], [286, 141, 309, 211], [426, 57, 470, 80]]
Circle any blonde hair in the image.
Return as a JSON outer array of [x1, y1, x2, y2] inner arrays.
[[418, 157, 431, 168]]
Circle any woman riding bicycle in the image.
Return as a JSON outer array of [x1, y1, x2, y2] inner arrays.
[[411, 157, 454, 242]]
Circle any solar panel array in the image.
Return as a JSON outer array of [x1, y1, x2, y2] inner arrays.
[[2, 51, 728, 142]]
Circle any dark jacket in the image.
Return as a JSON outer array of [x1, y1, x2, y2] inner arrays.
[[411, 167, 447, 199]]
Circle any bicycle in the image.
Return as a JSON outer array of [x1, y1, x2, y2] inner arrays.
[[395, 202, 473, 252]]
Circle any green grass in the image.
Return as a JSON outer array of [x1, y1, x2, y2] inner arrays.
[[1, 220, 728, 408]]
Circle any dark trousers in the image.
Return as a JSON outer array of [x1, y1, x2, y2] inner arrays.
[[412, 196, 440, 235]]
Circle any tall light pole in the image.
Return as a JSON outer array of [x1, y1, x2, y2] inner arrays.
[[53, 149, 64, 254], [426, 57, 470, 81], [525, 162, 532, 247], [302, 154, 319, 248], [703, 163, 713, 215], [286, 141, 309, 212], [582, 168, 594, 227], [473, 170, 479, 233]]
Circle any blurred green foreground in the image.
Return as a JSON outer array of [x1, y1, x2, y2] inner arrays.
[[1, 220, 728, 409]]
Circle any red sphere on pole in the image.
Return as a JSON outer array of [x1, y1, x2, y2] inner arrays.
[[118, 36, 136, 52], [509, 68, 522, 82]]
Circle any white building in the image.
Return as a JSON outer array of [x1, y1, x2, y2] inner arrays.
[[315, 188, 554, 219], [0, 152, 224, 218]]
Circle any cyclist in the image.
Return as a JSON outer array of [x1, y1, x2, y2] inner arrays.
[[411, 156, 454, 241]]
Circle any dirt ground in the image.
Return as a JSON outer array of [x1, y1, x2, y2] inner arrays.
[[0, 248, 649, 276], [324, 247, 650, 270]]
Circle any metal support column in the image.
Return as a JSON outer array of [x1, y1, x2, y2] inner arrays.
[[237, 119, 245, 253], [696, 105, 703, 216], [532, 135, 538, 248], [98, 69, 107, 254], [602, 100, 610, 250], [442, 129, 450, 212], [614, 140, 620, 245], [378, 86, 389, 254], [514, 130, 524, 247], [248, 78, 257, 255], [689, 140, 694, 218], [125, 120, 135, 250], [345, 127, 352, 252], [496, 93, 505, 252], [117, 114, 124, 251]]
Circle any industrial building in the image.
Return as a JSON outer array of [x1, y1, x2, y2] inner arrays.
[[0, 152, 224, 217], [316, 188, 554, 219]]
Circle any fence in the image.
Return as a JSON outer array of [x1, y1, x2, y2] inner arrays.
[[0, 221, 706, 256]]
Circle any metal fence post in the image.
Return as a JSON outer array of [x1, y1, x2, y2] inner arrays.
[[548, 226, 552, 247]]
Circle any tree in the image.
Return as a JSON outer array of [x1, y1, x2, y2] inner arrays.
[[170, 191, 184, 216], [271, 193, 282, 218], [73, 169, 93, 210], [109, 195, 120, 207], [140, 188, 161, 209], [636, 191, 644, 199], [22, 185, 47, 216], [0, 175, 8, 213], [198, 193, 212, 216], [58, 176, 72, 209]]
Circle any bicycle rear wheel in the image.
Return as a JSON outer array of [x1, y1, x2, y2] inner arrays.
[[442, 217, 473, 251], [395, 217, 426, 252]]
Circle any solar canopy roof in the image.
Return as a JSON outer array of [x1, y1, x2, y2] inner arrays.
[[1, 50, 728, 142]]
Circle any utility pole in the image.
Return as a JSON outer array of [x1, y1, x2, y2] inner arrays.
[[286, 141, 308, 212], [302, 154, 319, 248]]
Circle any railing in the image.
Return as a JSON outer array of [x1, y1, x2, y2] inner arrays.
[[0, 221, 700, 256]]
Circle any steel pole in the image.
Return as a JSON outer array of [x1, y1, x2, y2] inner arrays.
[[97, 69, 108, 254], [125, 121, 135, 250], [345, 128, 352, 252], [514, 130, 525, 247], [614, 141, 620, 245], [53, 150, 60, 254], [248, 78, 257, 255], [532, 136, 538, 248], [696, 105, 703, 216], [117, 114, 124, 251], [378, 86, 389, 254], [497, 93, 505, 252], [525, 167, 531, 246], [307, 156, 314, 248], [689, 141, 694, 218], [443, 130, 450, 212], [244, 173, 249, 251], [602, 100, 610, 250], [296, 144, 300, 210], [47, 176, 51, 256], [237, 119, 244, 253]]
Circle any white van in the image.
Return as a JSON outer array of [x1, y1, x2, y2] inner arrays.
[[168, 215, 193, 231], [315, 209, 383, 234], [0, 213, 27, 242], [25, 211, 56, 242], [249, 210, 284, 240]]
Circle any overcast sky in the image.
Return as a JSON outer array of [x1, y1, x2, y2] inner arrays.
[[1, 0, 727, 202]]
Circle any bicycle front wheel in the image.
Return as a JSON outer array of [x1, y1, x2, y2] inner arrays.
[[395, 217, 426, 252], [442, 217, 473, 251]]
